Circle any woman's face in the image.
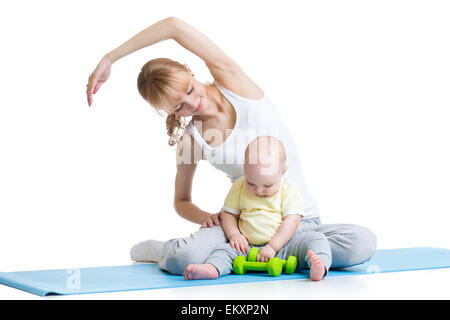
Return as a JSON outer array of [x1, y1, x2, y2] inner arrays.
[[169, 74, 207, 118]]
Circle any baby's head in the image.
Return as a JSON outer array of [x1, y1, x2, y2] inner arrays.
[[244, 136, 287, 197]]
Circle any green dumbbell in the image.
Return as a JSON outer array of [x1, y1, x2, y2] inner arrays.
[[233, 248, 298, 276], [233, 255, 284, 276], [246, 248, 298, 275]]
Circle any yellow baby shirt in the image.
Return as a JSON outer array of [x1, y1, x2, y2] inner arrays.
[[222, 177, 304, 245]]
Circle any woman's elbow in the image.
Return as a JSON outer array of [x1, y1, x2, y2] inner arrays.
[[174, 199, 192, 219], [165, 16, 183, 30], [173, 200, 183, 216]]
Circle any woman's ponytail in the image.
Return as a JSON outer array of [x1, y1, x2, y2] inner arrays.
[[166, 113, 186, 146]]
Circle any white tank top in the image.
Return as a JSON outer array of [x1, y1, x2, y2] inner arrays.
[[186, 84, 319, 218]]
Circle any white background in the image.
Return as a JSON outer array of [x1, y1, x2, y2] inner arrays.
[[0, 0, 449, 299]]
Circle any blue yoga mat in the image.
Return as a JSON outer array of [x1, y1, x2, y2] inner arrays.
[[1, 247, 449, 296]]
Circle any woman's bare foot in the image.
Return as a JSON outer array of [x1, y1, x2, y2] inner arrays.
[[308, 250, 326, 281], [183, 264, 219, 280]]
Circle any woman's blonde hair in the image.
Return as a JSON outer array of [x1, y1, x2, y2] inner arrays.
[[137, 58, 190, 146]]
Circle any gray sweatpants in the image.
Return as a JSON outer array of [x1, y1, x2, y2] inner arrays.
[[159, 217, 377, 276]]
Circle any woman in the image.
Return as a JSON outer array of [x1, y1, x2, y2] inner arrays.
[[86, 17, 377, 275]]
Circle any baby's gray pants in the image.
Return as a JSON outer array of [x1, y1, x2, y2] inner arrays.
[[159, 217, 377, 276]]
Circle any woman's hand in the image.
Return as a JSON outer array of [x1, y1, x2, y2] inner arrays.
[[257, 244, 276, 262], [200, 212, 221, 228], [86, 55, 112, 107], [229, 233, 249, 254]]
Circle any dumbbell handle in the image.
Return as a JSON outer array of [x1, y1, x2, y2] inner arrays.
[[247, 258, 288, 268], [243, 261, 270, 271]]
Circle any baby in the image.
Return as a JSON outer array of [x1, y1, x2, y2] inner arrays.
[[183, 136, 327, 281]]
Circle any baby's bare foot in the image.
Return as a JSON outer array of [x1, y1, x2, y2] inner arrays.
[[308, 250, 326, 281], [183, 264, 219, 280]]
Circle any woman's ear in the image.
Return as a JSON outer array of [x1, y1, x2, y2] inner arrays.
[[183, 64, 194, 76]]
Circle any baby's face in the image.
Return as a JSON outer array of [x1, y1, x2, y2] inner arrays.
[[243, 163, 285, 197]]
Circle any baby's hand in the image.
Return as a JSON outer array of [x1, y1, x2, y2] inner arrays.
[[257, 244, 276, 262], [229, 233, 249, 254]]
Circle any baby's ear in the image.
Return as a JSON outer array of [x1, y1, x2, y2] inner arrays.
[[281, 164, 288, 175]]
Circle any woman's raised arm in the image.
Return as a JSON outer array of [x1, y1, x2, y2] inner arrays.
[[87, 17, 258, 106], [104, 17, 174, 63], [87, 17, 176, 106], [107, 17, 237, 71], [170, 17, 262, 98]]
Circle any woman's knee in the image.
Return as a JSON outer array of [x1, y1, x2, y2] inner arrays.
[[328, 224, 377, 268], [353, 225, 377, 263]]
